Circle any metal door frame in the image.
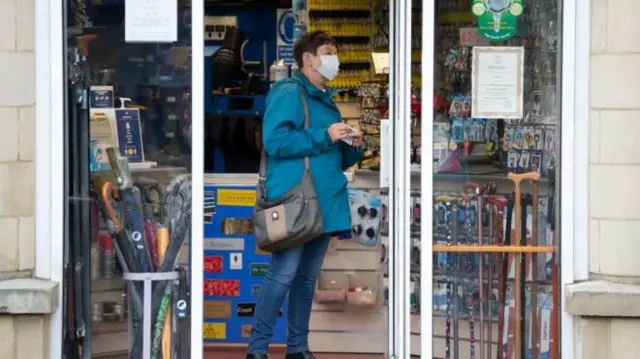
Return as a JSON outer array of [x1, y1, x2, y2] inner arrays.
[[387, 0, 413, 357], [191, 1, 206, 358]]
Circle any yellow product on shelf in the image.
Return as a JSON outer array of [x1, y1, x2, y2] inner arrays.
[[342, 43, 371, 51], [308, 0, 371, 11], [308, 22, 371, 37], [328, 75, 368, 90], [339, 69, 370, 78], [341, 49, 371, 63]]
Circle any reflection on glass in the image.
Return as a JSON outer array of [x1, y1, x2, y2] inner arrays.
[[417, 0, 562, 358], [64, 1, 192, 358]]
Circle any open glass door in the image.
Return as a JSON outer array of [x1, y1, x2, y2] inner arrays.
[[61, 0, 203, 358], [419, 1, 564, 358]]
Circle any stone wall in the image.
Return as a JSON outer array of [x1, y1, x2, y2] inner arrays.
[[590, 0, 640, 281], [570, 1, 640, 358], [0, 0, 36, 274], [0, 1, 51, 359]]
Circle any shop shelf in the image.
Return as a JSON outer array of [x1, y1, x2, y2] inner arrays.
[[308, 0, 371, 11]]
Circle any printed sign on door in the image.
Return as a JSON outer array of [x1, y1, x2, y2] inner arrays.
[[204, 279, 240, 297]]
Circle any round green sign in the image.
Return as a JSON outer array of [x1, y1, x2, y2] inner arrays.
[[472, 0, 524, 42]]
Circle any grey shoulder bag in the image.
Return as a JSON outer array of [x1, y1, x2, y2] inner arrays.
[[253, 89, 324, 252]]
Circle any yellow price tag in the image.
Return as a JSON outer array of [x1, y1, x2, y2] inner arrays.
[[217, 189, 256, 207], [203, 322, 226, 339]]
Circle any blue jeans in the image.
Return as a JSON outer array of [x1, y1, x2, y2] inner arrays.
[[248, 234, 331, 354]]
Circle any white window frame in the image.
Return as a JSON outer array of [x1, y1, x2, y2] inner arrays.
[[35, 1, 65, 359], [35, 2, 206, 359]]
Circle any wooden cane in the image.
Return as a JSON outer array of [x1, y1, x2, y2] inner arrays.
[[487, 196, 508, 359], [507, 172, 541, 359], [531, 182, 540, 359], [463, 183, 486, 359]]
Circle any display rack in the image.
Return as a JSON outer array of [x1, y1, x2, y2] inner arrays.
[[307, 0, 375, 92], [90, 167, 189, 357]]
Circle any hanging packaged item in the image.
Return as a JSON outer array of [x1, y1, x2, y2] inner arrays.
[[348, 189, 382, 246]]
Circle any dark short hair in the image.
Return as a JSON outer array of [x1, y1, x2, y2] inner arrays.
[[293, 30, 336, 67]]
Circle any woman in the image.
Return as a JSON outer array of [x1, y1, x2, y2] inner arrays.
[[247, 31, 364, 359]]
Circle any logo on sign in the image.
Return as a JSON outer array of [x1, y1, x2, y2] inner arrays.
[[204, 256, 223, 273], [250, 263, 269, 277], [237, 303, 256, 317], [251, 285, 262, 296], [277, 10, 295, 45], [236, 303, 282, 317], [204, 279, 240, 297]]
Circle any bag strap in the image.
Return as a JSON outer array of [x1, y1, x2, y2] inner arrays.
[[258, 87, 311, 182]]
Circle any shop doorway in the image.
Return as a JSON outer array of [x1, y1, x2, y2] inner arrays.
[[55, 0, 567, 358]]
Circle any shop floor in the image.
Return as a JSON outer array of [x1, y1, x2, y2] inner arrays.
[[96, 347, 389, 358]]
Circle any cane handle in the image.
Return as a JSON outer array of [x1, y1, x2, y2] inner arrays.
[[507, 171, 541, 184], [435, 195, 458, 203], [463, 182, 485, 194]]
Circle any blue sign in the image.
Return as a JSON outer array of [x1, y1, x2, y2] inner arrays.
[[115, 109, 145, 163], [201, 185, 287, 343], [89, 87, 114, 109], [276, 9, 296, 64]]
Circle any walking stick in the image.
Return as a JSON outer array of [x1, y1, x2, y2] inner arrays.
[[519, 195, 532, 359], [436, 195, 458, 359], [463, 192, 476, 359], [507, 172, 541, 359], [547, 168, 559, 359], [498, 196, 514, 359], [463, 183, 486, 359], [487, 194, 507, 359], [530, 183, 541, 359]]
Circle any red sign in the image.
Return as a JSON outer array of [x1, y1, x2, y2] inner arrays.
[[204, 256, 223, 273], [459, 27, 490, 47], [204, 279, 240, 297]]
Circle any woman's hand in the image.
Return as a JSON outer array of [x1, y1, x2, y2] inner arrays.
[[351, 129, 364, 147], [327, 123, 352, 142]]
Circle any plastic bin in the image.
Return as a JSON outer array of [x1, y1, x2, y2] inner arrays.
[[315, 271, 348, 304]]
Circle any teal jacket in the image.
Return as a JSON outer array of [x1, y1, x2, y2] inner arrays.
[[262, 72, 364, 234]]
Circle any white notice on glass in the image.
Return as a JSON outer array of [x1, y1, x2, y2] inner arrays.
[[471, 47, 524, 119], [125, 0, 178, 43]]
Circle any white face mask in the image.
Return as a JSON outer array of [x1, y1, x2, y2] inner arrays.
[[315, 54, 340, 81]]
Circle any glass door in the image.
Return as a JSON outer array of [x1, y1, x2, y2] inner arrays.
[[418, 0, 563, 358], [61, 0, 203, 358]]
